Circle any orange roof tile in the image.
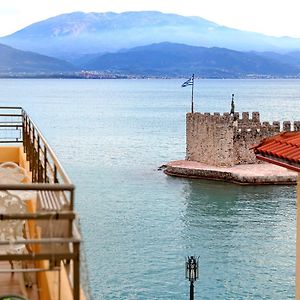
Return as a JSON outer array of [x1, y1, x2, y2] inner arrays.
[[253, 131, 300, 172]]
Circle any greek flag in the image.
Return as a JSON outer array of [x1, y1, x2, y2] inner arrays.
[[181, 75, 194, 87]]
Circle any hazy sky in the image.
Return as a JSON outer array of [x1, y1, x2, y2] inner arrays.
[[1, 0, 300, 37]]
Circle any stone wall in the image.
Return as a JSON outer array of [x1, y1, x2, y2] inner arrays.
[[186, 111, 299, 166], [186, 112, 234, 166]]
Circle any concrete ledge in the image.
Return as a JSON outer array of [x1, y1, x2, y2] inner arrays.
[[164, 160, 297, 185]]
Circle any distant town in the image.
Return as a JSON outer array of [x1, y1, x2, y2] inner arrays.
[[0, 71, 299, 80]]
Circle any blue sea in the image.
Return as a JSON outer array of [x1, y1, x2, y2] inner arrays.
[[0, 78, 299, 299]]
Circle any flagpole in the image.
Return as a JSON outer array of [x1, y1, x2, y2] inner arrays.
[[191, 74, 194, 113]]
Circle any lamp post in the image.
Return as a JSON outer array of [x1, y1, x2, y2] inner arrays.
[[186, 256, 199, 300]]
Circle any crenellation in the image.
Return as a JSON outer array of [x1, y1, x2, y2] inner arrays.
[[222, 112, 231, 122], [294, 121, 300, 131], [283, 121, 291, 132], [186, 111, 300, 166], [270, 125, 278, 133], [213, 113, 221, 122], [272, 121, 280, 132], [262, 121, 271, 128], [252, 112, 260, 123], [200, 114, 206, 123], [242, 112, 249, 124], [260, 125, 270, 135], [221, 113, 230, 123], [206, 114, 212, 122], [196, 113, 204, 123], [233, 112, 239, 120]]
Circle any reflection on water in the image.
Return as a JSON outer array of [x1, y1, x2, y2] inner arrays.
[[181, 179, 296, 299]]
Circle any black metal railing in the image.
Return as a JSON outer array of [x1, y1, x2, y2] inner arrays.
[[0, 107, 22, 142]]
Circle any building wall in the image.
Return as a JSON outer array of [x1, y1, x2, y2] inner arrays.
[[186, 111, 298, 166]]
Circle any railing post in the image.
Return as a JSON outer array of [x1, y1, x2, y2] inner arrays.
[[54, 165, 58, 183], [44, 146, 47, 183], [26, 114, 28, 153], [25, 116, 29, 159], [73, 242, 80, 300], [22, 110, 25, 148], [32, 127, 36, 182], [37, 136, 42, 182], [28, 123, 32, 170], [69, 190, 74, 238]]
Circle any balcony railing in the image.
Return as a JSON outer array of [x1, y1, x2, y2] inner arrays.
[[0, 107, 83, 300]]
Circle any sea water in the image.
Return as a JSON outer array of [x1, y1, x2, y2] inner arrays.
[[0, 78, 299, 299]]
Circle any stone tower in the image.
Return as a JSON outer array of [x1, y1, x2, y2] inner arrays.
[[186, 111, 300, 167]]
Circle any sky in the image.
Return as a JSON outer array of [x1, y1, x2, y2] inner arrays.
[[1, 0, 300, 37]]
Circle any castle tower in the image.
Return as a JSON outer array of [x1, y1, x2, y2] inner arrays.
[[186, 112, 296, 167]]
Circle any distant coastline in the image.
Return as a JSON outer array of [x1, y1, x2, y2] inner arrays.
[[1, 72, 300, 79]]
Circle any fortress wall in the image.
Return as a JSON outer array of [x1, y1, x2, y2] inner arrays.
[[186, 112, 235, 166], [233, 112, 281, 164], [186, 111, 299, 166]]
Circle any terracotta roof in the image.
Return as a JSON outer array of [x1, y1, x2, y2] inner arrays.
[[253, 131, 300, 172]]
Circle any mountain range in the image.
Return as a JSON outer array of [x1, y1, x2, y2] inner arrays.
[[0, 43, 74, 73], [1, 11, 300, 78], [83, 42, 300, 78], [1, 11, 300, 61]]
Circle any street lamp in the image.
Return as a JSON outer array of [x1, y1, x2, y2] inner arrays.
[[186, 256, 199, 300]]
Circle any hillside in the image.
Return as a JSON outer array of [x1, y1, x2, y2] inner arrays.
[[0, 43, 75, 73], [1, 11, 300, 61], [82, 42, 300, 78], [1, 39, 300, 78]]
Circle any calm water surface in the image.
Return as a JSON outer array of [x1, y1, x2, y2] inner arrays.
[[0, 79, 299, 299]]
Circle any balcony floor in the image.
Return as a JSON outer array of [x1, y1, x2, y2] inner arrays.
[[0, 261, 39, 300]]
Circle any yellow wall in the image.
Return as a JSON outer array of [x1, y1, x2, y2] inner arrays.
[[0, 146, 20, 163], [18, 146, 32, 181], [0, 145, 32, 181]]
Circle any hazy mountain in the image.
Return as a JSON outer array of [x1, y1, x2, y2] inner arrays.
[[0, 43, 75, 73], [1, 11, 300, 61], [254, 50, 300, 68], [1, 39, 299, 78], [82, 42, 300, 78]]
